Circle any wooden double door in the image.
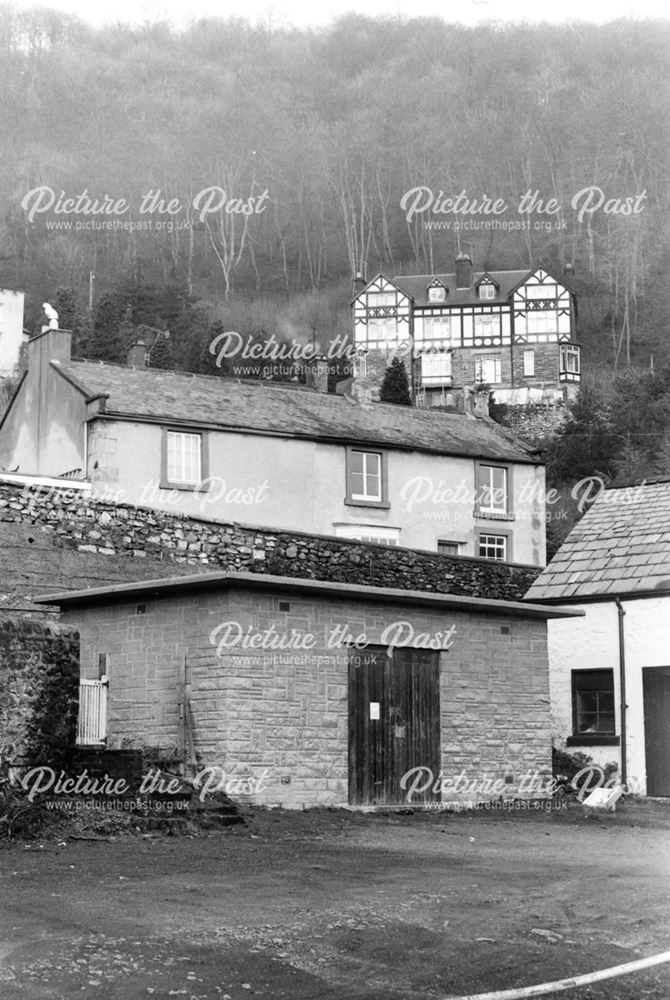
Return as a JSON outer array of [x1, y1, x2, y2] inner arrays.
[[348, 647, 441, 806]]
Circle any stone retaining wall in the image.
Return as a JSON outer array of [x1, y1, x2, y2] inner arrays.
[[0, 479, 540, 610]]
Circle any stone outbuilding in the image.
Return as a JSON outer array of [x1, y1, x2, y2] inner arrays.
[[39, 571, 578, 808]]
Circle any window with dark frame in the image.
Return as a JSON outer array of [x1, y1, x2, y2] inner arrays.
[[346, 448, 387, 506], [477, 533, 507, 561], [476, 463, 509, 515], [560, 344, 581, 375], [163, 429, 205, 488], [572, 670, 615, 736]]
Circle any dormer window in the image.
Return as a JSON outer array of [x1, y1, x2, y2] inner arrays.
[[478, 283, 495, 300], [427, 282, 447, 303]]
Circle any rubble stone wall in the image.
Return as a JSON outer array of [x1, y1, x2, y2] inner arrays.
[[0, 481, 540, 612]]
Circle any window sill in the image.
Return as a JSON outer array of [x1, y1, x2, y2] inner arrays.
[[566, 735, 620, 747], [159, 481, 209, 493], [475, 510, 515, 522], [344, 498, 391, 510]]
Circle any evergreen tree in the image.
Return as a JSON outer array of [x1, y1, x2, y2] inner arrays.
[[380, 357, 411, 405], [85, 296, 126, 362], [53, 286, 90, 356], [146, 330, 174, 369], [52, 287, 78, 331]]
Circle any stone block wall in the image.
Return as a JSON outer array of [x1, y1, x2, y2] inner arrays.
[[511, 341, 560, 386], [451, 347, 513, 389], [72, 586, 552, 808]]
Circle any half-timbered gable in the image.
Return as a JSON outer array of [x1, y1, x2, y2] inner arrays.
[[352, 274, 411, 351], [352, 258, 580, 406]]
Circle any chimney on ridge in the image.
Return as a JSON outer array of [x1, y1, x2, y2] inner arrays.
[[304, 355, 330, 393], [352, 271, 366, 297], [456, 253, 473, 290], [473, 390, 490, 419], [127, 340, 147, 368]]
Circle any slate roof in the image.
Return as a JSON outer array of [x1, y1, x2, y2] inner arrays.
[[393, 270, 531, 308], [526, 481, 670, 602], [55, 360, 538, 464]]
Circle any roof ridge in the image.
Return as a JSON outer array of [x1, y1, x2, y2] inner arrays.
[[68, 359, 325, 394]]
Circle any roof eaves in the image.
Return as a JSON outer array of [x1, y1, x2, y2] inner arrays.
[[91, 408, 535, 463], [35, 569, 584, 619]]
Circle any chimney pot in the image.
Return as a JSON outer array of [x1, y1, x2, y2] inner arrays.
[[456, 253, 473, 290], [127, 340, 147, 368]]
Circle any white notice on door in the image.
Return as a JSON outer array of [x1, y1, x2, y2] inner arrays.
[[369, 702, 380, 720]]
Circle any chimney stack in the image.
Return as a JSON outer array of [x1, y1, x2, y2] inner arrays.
[[127, 340, 147, 368], [304, 355, 329, 393], [456, 253, 472, 290], [26, 327, 72, 368], [352, 271, 366, 297], [473, 389, 490, 419]]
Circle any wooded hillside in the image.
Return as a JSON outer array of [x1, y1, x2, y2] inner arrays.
[[1, 7, 668, 373]]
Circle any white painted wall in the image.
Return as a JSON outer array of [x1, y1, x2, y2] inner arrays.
[[86, 418, 547, 563], [0, 290, 25, 375], [548, 596, 670, 794]]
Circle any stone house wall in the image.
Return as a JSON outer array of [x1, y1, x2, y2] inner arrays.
[[70, 585, 552, 808]]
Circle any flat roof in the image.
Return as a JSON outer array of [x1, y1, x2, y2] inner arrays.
[[35, 570, 583, 620]]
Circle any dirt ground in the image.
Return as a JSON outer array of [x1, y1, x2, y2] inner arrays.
[[1, 801, 670, 1000]]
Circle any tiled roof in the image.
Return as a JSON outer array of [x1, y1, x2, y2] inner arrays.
[[56, 360, 538, 463], [526, 481, 670, 601], [393, 270, 530, 307]]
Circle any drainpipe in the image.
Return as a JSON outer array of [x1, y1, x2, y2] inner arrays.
[[615, 597, 627, 785]]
